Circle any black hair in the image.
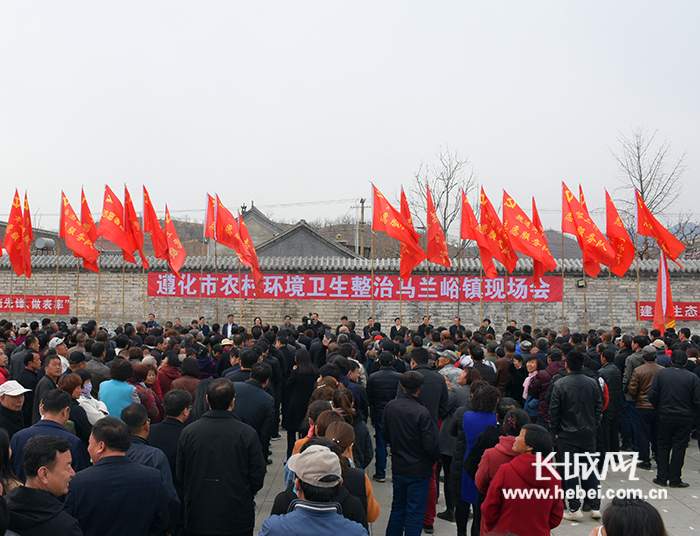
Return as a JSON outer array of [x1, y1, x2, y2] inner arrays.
[[239, 349, 258, 369], [602, 497, 667, 536], [671, 349, 688, 366], [471, 385, 501, 413], [411, 347, 430, 365], [163, 389, 192, 417], [496, 397, 519, 422], [0, 428, 19, 490], [295, 348, 318, 376], [318, 363, 341, 381], [503, 408, 531, 436], [109, 359, 134, 381], [250, 362, 271, 384], [565, 350, 584, 371], [180, 357, 200, 378], [522, 423, 553, 454], [120, 403, 149, 434], [547, 347, 563, 362], [298, 479, 342, 503], [23, 434, 72, 478], [470, 346, 484, 361], [41, 389, 71, 414], [92, 342, 106, 358], [207, 378, 235, 410], [23, 351, 38, 366], [400, 371, 424, 394], [91, 417, 131, 452]]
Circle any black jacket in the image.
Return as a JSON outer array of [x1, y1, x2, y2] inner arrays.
[[549, 371, 603, 439], [649, 365, 700, 419], [614, 348, 633, 376], [177, 410, 266, 534], [382, 393, 440, 479], [366, 366, 401, 424], [148, 417, 186, 493], [350, 418, 373, 470], [0, 405, 25, 439], [68, 399, 92, 447], [439, 385, 471, 456], [599, 363, 623, 414], [504, 364, 528, 404], [271, 484, 368, 531], [473, 362, 497, 386], [231, 380, 275, 457], [397, 364, 449, 425], [16, 368, 38, 426], [448, 405, 468, 497], [7, 486, 82, 536]]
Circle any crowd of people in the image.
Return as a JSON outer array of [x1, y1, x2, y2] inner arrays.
[[0, 312, 693, 536]]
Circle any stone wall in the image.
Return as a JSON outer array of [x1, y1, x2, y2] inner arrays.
[[2, 256, 700, 335]]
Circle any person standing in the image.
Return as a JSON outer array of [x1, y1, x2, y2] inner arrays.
[[649, 350, 700, 487], [383, 371, 440, 536], [32, 355, 62, 425], [282, 349, 318, 459], [627, 346, 663, 470], [177, 378, 266, 536], [598, 349, 623, 454], [548, 350, 603, 520], [16, 352, 40, 427]]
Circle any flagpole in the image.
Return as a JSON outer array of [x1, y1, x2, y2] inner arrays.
[[608, 269, 614, 330], [238, 262, 242, 326], [54, 240, 60, 321], [199, 241, 205, 320], [456, 248, 462, 319], [399, 279, 403, 326], [166, 262, 170, 323], [479, 264, 483, 327], [214, 242, 219, 323], [122, 259, 126, 328], [561, 231, 565, 333], [582, 270, 588, 332], [142, 263, 146, 321], [8, 273, 12, 324], [370, 230, 375, 323], [505, 273, 509, 327], [97, 238, 103, 327], [76, 263, 80, 321], [23, 275, 27, 324], [635, 235, 641, 332], [426, 262, 430, 325], [532, 266, 536, 329]]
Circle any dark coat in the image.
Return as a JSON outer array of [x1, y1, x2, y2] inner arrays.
[[367, 366, 401, 424], [191, 377, 214, 421], [397, 364, 449, 425], [68, 398, 92, 447], [177, 410, 266, 534], [15, 368, 38, 426], [31, 375, 57, 425], [448, 405, 469, 498], [350, 417, 374, 470], [231, 380, 275, 456], [283, 370, 318, 432], [147, 417, 186, 490], [549, 371, 603, 440], [271, 484, 368, 531], [64, 456, 169, 536], [649, 364, 700, 419], [528, 360, 566, 422], [599, 362, 623, 413], [504, 363, 528, 404], [473, 362, 497, 386], [440, 385, 471, 456], [0, 405, 25, 439], [382, 393, 440, 479], [6, 486, 82, 536]]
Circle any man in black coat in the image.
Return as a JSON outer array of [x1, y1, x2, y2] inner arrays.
[[598, 349, 623, 454], [64, 417, 169, 536], [32, 354, 62, 425], [231, 363, 275, 463], [16, 352, 40, 427], [177, 378, 266, 536], [383, 371, 440, 536], [649, 351, 700, 487], [6, 435, 82, 536], [366, 351, 401, 482], [0, 381, 31, 439]]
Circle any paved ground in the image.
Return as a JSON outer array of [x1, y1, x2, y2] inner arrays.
[[253, 435, 700, 536]]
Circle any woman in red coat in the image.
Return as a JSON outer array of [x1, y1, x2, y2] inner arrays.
[[482, 423, 563, 536]]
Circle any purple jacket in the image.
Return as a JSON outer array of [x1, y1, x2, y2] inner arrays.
[[528, 360, 567, 422]]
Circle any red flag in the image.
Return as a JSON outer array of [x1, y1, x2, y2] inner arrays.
[[60, 192, 100, 267], [215, 196, 250, 264], [22, 193, 32, 278], [460, 189, 497, 279], [426, 186, 451, 267], [605, 191, 635, 277], [577, 184, 608, 278], [238, 214, 264, 296], [3, 190, 25, 276], [143, 187, 168, 261], [97, 185, 136, 263], [399, 188, 426, 281], [205, 194, 216, 240], [636, 190, 685, 265], [164, 206, 186, 279], [654, 252, 675, 332], [371, 186, 421, 249], [562, 182, 615, 277], [531, 199, 552, 286], [502, 191, 556, 271], [480, 188, 518, 273], [80, 189, 100, 273], [124, 186, 148, 269]]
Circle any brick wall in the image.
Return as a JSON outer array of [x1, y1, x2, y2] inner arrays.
[[2, 264, 699, 335]]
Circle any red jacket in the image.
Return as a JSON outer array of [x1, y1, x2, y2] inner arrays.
[[475, 436, 518, 494], [482, 453, 563, 536], [157, 365, 181, 395]]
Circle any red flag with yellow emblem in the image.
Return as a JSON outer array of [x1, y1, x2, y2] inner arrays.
[[80, 188, 100, 273], [605, 191, 634, 277], [399, 188, 426, 282], [60, 192, 100, 267], [636, 190, 685, 265], [426, 186, 451, 267], [4, 190, 25, 276], [371, 185, 421, 250], [97, 185, 136, 264], [215, 196, 250, 264], [164, 206, 186, 279], [531, 199, 552, 286], [238, 214, 264, 296], [143, 186, 168, 261], [124, 186, 148, 269], [480, 188, 518, 273], [502, 191, 556, 274], [460, 189, 497, 279], [22, 193, 33, 278], [205, 194, 216, 240]]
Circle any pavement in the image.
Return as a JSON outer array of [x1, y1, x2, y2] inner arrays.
[[253, 435, 700, 536]]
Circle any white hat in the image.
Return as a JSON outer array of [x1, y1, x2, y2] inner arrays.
[[0, 380, 31, 397], [49, 337, 65, 349]]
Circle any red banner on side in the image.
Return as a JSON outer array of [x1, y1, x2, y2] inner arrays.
[[637, 301, 700, 322], [147, 273, 562, 302], [0, 295, 70, 314]]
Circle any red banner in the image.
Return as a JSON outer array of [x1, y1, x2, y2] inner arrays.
[[0, 295, 70, 314], [148, 273, 562, 302], [637, 301, 700, 322]]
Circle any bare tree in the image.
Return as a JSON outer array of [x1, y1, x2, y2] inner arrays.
[[611, 126, 687, 258], [408, 145, 478, 258]]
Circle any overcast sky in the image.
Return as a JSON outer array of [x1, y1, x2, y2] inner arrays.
[[1, 2, 698, 238]]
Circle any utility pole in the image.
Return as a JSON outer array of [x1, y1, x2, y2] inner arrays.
[[359, 198, 366, 257]]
